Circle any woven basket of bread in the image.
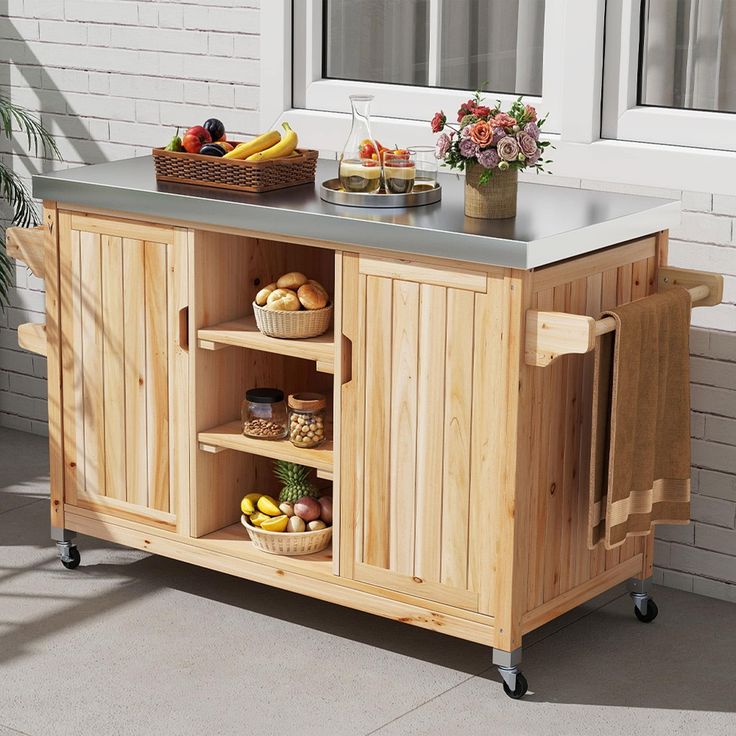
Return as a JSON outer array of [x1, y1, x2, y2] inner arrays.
[[253, 301, 332, 339], [152, 147, 318, 193], [241, 515, 332, 556]]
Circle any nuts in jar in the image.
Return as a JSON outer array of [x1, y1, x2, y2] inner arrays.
[[242, 388, 288, 440], [288, 393, 327, 448]]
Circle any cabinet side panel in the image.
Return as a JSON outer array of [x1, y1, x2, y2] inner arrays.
[[523, 236, 662, 625]]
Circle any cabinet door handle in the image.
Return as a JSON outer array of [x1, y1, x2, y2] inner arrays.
[[178, 306, 189, 350], [341, 333, 353, 384]]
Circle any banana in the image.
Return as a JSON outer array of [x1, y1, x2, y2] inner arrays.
[[246, 122, 298, 162], [223, 130, 281, 160]]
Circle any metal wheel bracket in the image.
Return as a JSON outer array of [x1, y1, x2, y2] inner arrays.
[[497, 664, 519, 692], [631, 591, 650, 615], [56, 540, 76, 564]]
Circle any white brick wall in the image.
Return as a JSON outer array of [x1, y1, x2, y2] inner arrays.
[[1, 4, 735, 605], [0, 0, 261, 435]]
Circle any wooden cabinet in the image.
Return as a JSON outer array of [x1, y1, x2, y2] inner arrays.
[[57, 213, 189, 531], [339, 254, 512, 614]]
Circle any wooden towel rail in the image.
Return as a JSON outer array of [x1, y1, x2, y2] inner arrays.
[[6, 225, 47, 279], [525, 266, 724, 367]]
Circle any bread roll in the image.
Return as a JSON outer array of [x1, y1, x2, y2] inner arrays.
[[255, 282, 277, 306], [297, 283, 328, 310], [277, 271, 308, 290], [308, 279, 329, 300], [266, 288, 301, 311]]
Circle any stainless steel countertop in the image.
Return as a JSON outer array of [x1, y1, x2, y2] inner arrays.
[[33, 157, 681, 269]]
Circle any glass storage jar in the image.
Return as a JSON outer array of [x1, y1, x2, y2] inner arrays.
[[288, 393, 327, 448], [242, 388, 288, 440]]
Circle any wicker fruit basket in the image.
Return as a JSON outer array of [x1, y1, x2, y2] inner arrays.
[[152, 146, 318, 193], [252, 301, 333, 339], [241, 515, 332, 556]]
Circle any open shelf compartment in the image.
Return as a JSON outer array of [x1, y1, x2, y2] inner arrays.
[[197, 315, 335, 374], [198, 420, 334, 473]]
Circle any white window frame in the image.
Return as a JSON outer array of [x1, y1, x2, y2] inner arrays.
[[261, 0, 736, 194], [292, 0, 565, 134], [602, 0, 736, 152]]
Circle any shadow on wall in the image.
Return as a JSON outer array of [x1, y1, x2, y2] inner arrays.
[[1, 1, 110, 184]]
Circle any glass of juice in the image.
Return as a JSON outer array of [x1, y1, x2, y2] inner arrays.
[[339, 158, 381, 193], [383, 151, 416, 194], [408, 146, 438, 191]]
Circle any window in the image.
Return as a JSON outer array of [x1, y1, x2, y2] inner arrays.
[[323, 0, 545, 96], [603, 0, 736, 151], [294, 0, 562, 131], [639, 0, 736, 115]]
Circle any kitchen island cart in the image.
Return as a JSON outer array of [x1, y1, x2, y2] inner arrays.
[[14, 157, 722, 699]]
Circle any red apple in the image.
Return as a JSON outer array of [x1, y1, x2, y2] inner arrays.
[[182, 125, 212, 154]]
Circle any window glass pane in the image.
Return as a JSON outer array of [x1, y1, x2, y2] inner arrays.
[[439, 0, 545, 96], [639, 0, 736, 114], [323, 0, 545, 96], [323, 0, 430, 86]]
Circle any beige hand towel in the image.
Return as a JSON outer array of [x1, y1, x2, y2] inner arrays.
[[589, 287, 692, 550]]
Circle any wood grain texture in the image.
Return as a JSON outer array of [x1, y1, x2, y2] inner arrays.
[[144, 240, 170, 513], [43, 204, 64, 530], [79, 230, 105, 499], [6, 225, 46, 277], [122, 238, 148, 508], [389, 279, 419, 576], [363, 276, 393, 569], [101, 235, 126, 501], [521, 242, 664, 624], [414, 284, 446, 585], [17, 323, 47, 356]]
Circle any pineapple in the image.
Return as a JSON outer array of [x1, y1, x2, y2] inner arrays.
[[274, 460, 319, 503]]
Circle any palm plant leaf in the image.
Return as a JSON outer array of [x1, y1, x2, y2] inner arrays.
[[0, 95, 60, 160], [0, 95, 61, 308]]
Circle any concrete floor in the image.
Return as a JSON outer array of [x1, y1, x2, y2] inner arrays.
[[0, 428, 734, 736]]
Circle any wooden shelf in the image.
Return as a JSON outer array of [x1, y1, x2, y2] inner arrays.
[[198, 522, 334, 577], [197, 315, 335, 374], [198, 420, 334, 473]]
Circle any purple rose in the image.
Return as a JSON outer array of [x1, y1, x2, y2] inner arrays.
[[526, 149, 541, 166], [492, 127, 507, 144], [517, 131, 538, 158], [459, 137, 480, 158], [496, 136, 520, 161], [460, 125, 472, 138], [477, 148, 500, 169], [435, 132, 451, 159], [524, 121, 540, 140]]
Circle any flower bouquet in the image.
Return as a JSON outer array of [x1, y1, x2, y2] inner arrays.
[[431, 92, 552, 219]]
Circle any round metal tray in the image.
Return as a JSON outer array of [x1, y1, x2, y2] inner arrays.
[[320, 178, 442, 208]]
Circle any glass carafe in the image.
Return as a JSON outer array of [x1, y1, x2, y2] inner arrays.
[[339, 95, 382, 193]]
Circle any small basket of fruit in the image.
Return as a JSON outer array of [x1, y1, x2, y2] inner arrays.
[[253, 271, 332, 339], [153, 118, 318, 193], [240, 462, 333, 556]]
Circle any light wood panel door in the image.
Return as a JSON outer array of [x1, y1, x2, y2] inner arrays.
[[340, 254, 512, 614], [58, 213, 189, 531]]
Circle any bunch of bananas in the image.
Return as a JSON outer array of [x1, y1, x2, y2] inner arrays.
[[224, 122, 298, 161]]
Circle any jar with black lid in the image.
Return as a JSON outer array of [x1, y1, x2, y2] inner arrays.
[[241, 388, 288, 440]]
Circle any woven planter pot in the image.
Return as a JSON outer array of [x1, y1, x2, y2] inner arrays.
[[464, 164, 518, 219]]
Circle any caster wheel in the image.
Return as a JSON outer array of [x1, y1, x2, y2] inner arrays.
[[634, 598, 658, 623], [61, 546, 81, 570], [502, 672, 528, 699]]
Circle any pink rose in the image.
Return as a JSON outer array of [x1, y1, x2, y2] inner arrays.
[[517, 131, 538, 158], [496, 136, 520, 161], [435, 132, 451, 159]]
